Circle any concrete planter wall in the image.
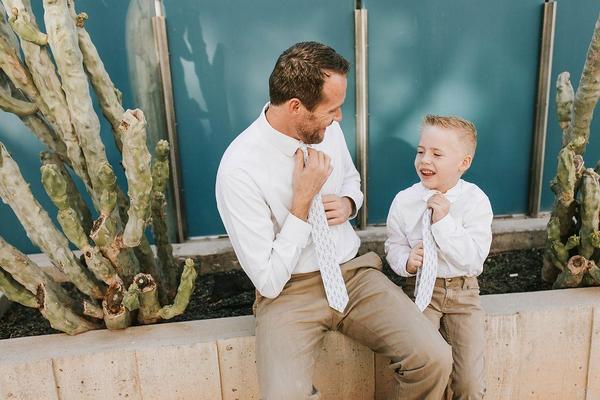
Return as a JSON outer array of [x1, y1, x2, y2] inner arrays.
[[1, 287, 599, 400]]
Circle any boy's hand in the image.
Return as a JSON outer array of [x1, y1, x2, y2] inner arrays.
[[427, 194, 450, 224], [406, 241, 424, 274]]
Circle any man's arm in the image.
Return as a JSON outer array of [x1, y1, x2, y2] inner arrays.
[[216, 169, 311, 298], [216, 148, 331, 298]]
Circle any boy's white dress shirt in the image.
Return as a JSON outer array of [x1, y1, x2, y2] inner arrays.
[[385, 179, 493, 278], [216, 105, 363, 299]]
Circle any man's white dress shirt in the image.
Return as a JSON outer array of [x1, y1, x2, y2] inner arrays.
[[385, 180, 493, 278], [216, 105, 363, 299]]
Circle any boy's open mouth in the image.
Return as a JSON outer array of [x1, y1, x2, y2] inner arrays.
[[420, 169, 435, 176]]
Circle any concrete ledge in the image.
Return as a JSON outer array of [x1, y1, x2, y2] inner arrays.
[[0, 287, 597, 399]]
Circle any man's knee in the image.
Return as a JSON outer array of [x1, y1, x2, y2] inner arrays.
[[390, 335, 453, 379], [426, 337, 453, 378]]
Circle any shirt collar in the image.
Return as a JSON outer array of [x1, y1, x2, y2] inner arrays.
[[419, 179, 464, 203], [257, 103, 301, 157]]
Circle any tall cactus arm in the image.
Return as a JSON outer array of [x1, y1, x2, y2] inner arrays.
[[0, 235, 99, 334], [150, 140, 176, 301], [7, 5, 46, 45], [556, 72, 574, 142], [579, 169, 600, 258], [0, 142, 103, 299], [2, 0, 90, 188], [158, 259, 197, 320], [0, 266, 38, 308], [0, 22, 51, 119], [0, 81, 37, 115], [69, 4, 124, 151], [565, 16, 600, 155], [40, 164, 117, 285], [120, 109, 152, 247], [42, 0, 108, 199], [41, 151, 92, 233], [102, 280, 132, 330]]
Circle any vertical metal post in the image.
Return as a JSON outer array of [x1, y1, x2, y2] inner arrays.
[[152, 1, 187, 242], [355, 8, 369, 229], [529, 1, 556, 217]]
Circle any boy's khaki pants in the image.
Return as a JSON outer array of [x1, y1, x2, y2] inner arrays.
[[254, 252, 453, 400], [404, 276, 486, 400]]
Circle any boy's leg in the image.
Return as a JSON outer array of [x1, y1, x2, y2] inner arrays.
[[254, 272, 333, 400], [338, 253, 453, 400], [439, 278, 485, 400]]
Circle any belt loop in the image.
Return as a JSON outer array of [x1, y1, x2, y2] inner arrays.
[[461, 277, 469, 290]]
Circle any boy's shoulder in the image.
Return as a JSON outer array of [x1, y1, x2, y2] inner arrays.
[[391, 182, 424, 205], [458, 179, 490, 202]]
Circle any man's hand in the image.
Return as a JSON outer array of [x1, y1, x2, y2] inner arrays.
[[406, 241, 424, 274], [427, 194, 450, 224], [290, 148, 332, 221], [322, 195, 353, 226]]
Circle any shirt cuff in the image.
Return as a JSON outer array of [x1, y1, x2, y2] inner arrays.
[[340, 191, 362, 220], [279, 212, 312, 248]]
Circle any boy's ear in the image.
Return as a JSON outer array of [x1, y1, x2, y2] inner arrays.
[[459, 154, 473, 172]]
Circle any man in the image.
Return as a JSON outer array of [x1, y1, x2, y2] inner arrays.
[[216, 41, 452, 400]]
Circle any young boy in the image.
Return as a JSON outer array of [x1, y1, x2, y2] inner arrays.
[[385, 115, 493, 400]]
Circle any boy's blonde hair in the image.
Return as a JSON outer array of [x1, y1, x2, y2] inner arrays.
[[422, 114, 477, 155]]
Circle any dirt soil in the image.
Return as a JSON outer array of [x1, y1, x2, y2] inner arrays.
[[0, 248, 551, 340]]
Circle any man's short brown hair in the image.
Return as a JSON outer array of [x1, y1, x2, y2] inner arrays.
[[269, 41, 350, 111], [422, 114, 478, 155]]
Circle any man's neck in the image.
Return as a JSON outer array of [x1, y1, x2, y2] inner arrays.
[[265, 105, 299, 140]]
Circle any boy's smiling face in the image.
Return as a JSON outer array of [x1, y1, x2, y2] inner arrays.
[[414, 125, 473, 193]]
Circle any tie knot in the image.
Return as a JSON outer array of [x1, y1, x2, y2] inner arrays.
[[299, 142, 310, 161]]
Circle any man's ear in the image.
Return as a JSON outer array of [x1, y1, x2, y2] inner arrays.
[[460, 154, 473, 172], [287, 98, 302, 115]]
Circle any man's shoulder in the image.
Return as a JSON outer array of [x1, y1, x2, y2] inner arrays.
[[220, 123, 263, 167]]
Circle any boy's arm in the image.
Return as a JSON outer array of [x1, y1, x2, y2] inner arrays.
[[385, 197, 415, 277], [431, 194, 493, 276]]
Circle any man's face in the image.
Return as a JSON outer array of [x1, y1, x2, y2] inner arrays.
[[296, 72, 347, 144], [414, 125, 472, 193]]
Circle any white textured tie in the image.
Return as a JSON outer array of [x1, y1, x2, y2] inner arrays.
[[414, 208, 438, 311], [300, 144, 349, 313]]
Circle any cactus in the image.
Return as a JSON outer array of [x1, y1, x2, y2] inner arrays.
[[0, 0, 196, 334], [544, 14, 600, 288]]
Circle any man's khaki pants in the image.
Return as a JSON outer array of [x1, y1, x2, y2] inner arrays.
[[254, 252, 453, 400], [404, 276, 485, 400]]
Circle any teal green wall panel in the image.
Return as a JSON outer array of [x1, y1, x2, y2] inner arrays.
[[366, 0, 543, 222], [163, 0, 357, 237], [542, 1, 600, 210]]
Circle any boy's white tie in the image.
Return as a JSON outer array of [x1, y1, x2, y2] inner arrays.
[[414, 208, 438, 311], [299, 143, 349, 313]]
